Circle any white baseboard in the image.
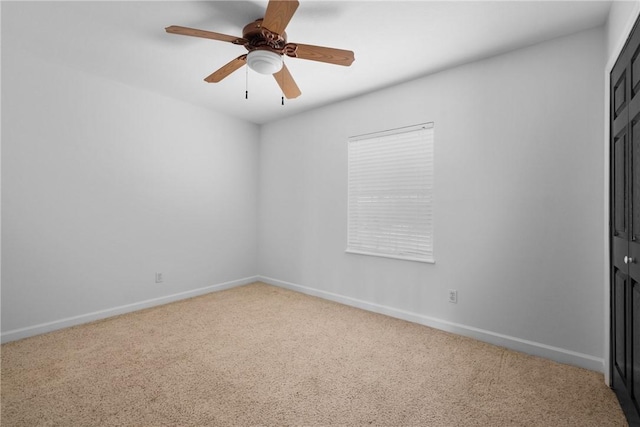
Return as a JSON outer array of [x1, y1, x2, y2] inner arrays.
[[259, 276, 605, 373], [1, 276, 259, 344]]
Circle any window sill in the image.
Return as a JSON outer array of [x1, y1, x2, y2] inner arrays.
[[345, 249, 435, 264]]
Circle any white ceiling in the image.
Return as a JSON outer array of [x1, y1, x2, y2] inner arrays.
[[3, 1, 612, 125]]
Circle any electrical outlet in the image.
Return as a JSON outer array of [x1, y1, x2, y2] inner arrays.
[[155, 272, 163, 283], [448, 289, 458, 304]]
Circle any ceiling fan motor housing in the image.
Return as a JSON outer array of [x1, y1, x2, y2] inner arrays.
[[243, 19, 299, 74], [243, 19, 287, 52]]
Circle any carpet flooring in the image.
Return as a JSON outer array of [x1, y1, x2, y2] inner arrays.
[[1, 282, 628, 426]]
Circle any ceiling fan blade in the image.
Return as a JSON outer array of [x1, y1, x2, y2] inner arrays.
[[262, 0, 299, 35], [165, 25, 246, 45], [204, 55, 247, 83], [288, 43, 355, 66], [273, 63, 301, 99]]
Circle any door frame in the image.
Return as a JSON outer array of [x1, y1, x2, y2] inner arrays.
[[605, 2, 640, 386]]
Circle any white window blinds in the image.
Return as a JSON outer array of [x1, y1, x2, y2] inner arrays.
[[347, 123, 434, 263]]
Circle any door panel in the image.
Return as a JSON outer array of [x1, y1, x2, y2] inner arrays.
[[634, 53, 640, 92], [633, 31, 640, 92], [632, 30, 640, 98], [616, 73, 628, 118], [614, 133, 628, 237], [616, 270, 628, 381]]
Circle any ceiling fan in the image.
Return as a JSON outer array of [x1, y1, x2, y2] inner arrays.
[[165, 0, 355, 100]]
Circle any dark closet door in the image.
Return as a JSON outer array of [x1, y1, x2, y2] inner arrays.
[[611, 14, 640, 426]]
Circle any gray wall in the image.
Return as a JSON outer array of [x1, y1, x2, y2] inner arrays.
[[258, 27, 606, 370], [1, 44, 260, 337]]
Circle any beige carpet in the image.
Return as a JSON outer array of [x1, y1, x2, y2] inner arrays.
[[1, 282, 628, 426]]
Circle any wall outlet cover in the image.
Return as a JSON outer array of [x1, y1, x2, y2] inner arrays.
[[448, 289, 457, 304]]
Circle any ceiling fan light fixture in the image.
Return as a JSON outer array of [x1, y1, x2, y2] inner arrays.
[[247, 50, 283, 75]]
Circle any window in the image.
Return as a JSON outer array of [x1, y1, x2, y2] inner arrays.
[[347, 123, 434, 263]]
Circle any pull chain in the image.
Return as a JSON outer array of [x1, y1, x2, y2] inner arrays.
[[245, 65, 249, 100], [280, 66, 285, 106]]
